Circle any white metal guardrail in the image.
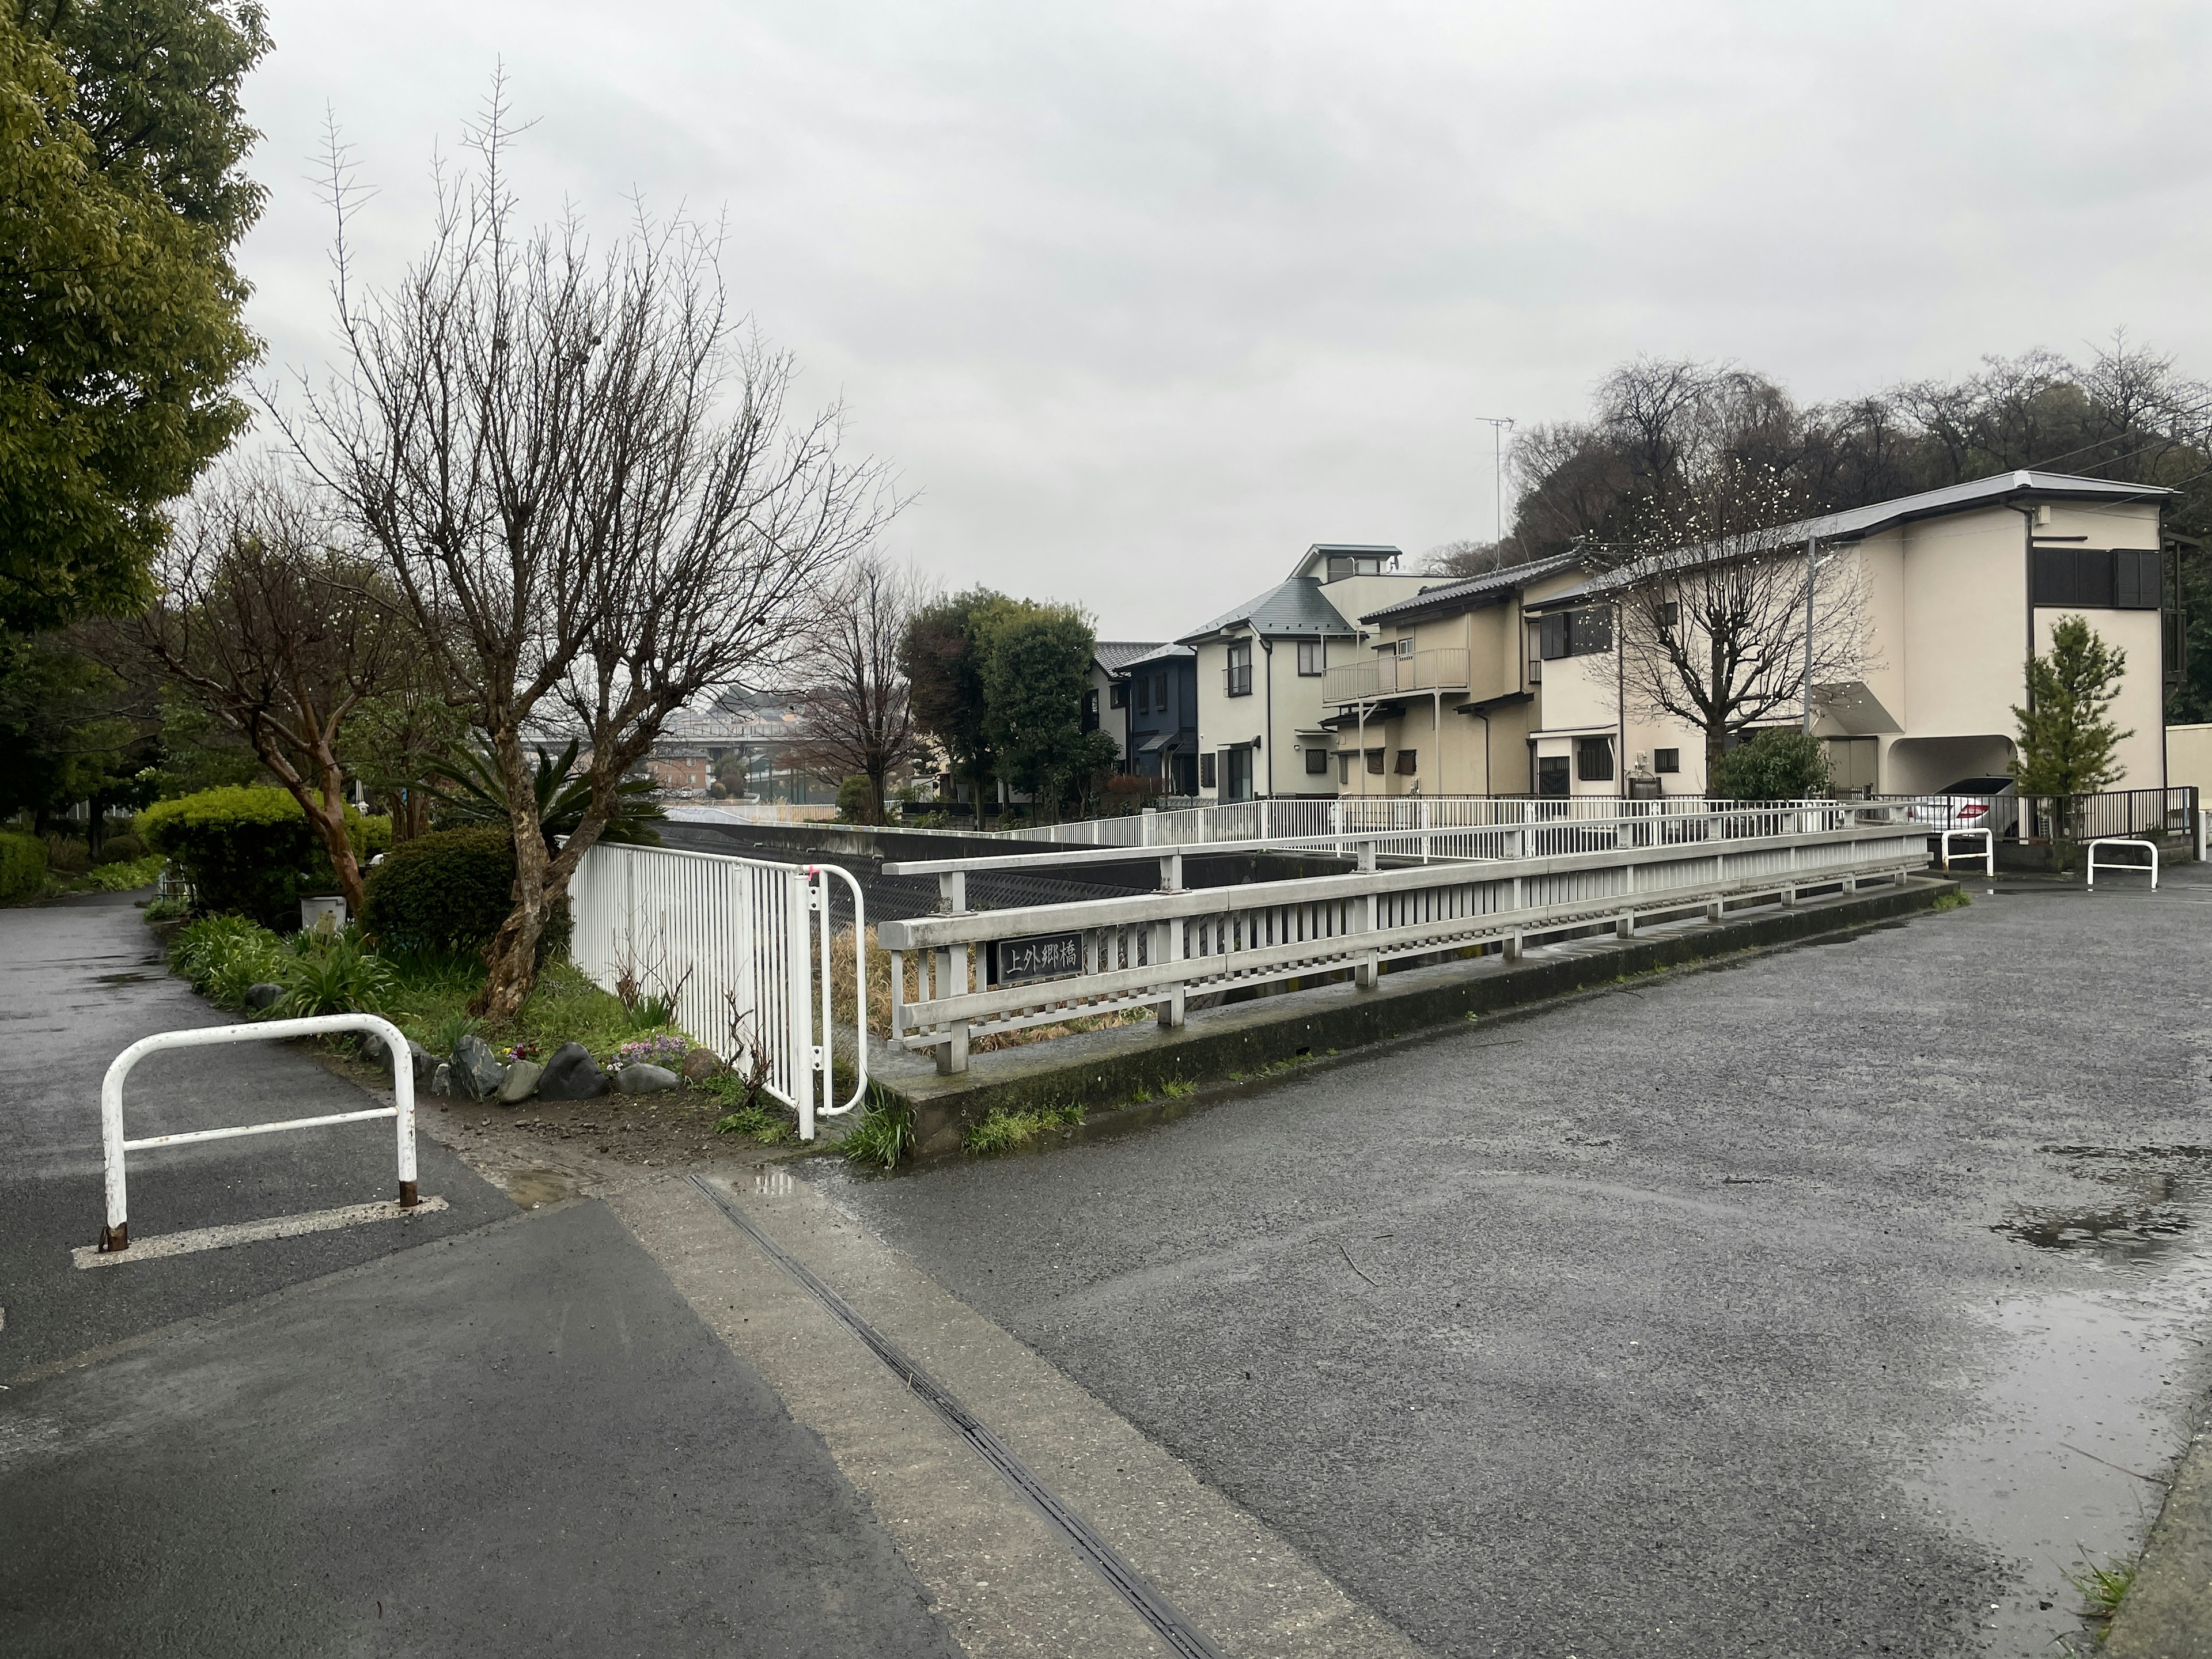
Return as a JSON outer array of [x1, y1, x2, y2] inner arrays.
[[1003, 794, 1850, 849], [880, 821, 1929, 1073], [806, 862, 868, 1123], [2086, 837, 2159, 890], [1938, 828, 1994, 877], [569, 842, 866, 1139], [98, 1013, 418, 1253]]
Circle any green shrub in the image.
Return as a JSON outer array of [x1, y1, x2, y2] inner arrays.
[[1709, 729, 1832, 801], [94, 832, 144, 864], [275, 931, 397, 1017], [0, 831, 46, 904], [836, 774, 873, 823], [139, 787, 319, 926], [169, 914, 289, 1010], [44, 835, 90, 874], [138, 788, 388, 927], [359, 826, 571, 962], [80, 855, 166, 892]]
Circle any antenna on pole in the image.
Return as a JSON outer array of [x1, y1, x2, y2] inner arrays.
[[1474, 417, 1516, 547]]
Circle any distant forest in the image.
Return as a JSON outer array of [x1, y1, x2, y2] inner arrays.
[[1434, 340, 2212, 721]]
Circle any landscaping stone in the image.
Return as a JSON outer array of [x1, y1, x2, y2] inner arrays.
[[498, 1060, 544, 1103], [679, 1048, 725, 1084], [244, 982, 285, 1011], [431, 1063, 452, 1097], [617, 1063, 680, 1095], [537, 1041, 609, 1101], [363, 1032, 438, 1089], [450, 1035, 506, 1100]]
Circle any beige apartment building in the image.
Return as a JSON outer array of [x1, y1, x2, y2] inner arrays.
[[1325, 470, 2179, 800]]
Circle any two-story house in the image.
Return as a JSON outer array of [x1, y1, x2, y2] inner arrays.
[[1180, 545, 1433, 801], [1322, 552, 1587, 796], [1084, 641, 1167, 768], [1117, 644, 1200, 795], [1349, 470, 2177, 799]]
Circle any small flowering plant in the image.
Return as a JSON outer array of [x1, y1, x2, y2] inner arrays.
[[499, 1042, 540, 1065], [614, 1035, 689, 1069]]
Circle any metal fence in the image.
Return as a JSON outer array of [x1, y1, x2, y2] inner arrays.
[[880, 818, 1929, 1073], [1005, 794, 1849, 850], [570, 840, 816, 1123], [1876, 787, 2196, 842]]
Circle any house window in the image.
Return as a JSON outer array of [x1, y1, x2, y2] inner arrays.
[[1221, 745, 1255, 802], [1155, 672, 1170, 711], [1394, 749, 1417, 776], [2035, 547, 2162, 610], [1199, 751, 1217, 790], [1304, 746, 1329, 775], [1134, 676, 1150, 715], [1654, 747, 1681, 774], [1225, 641, 1253, 696], [1365, 748, 1385, 775], [1538, 607, 1615, 660], [1296, 639, 1324, 676], [1109, 680, 1128, 709], [1576, 736, 1614, 782], [1082, 689, 1100, 732], [1537, 755, 1570, 797], [1338, 753, 1352, 785], [1657, 601, 1680, 634]]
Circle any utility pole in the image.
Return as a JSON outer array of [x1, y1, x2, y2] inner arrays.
[[1474, 417, 1516, 547], [1800, 536, 1820, 734]]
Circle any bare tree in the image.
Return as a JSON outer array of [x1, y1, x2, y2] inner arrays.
[[793, 554, 925, 823], [128, 461, 401, 913], [286, 95, 895, 1016], [1594, 461, 1872, 781], [1420, 539, 1516, 579]]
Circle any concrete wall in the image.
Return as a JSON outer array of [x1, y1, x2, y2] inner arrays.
[[2169, 725, 2212, 798]]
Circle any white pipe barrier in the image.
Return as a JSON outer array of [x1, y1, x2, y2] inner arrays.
[[99, 1013, 418, 1253], [806, 862, 869, 1134], [1939, 828, 1994, 877], [2086, 837, 2159, 891]]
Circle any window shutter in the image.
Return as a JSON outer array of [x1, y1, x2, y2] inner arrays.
[[1199, 752, 1216, 789], [2033, 547, 2072, 607], [1540, 613, 1567, 660], [2077, 549, 2115, 608]]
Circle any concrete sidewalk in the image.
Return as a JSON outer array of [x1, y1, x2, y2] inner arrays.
[[0, 893, 957, 1657], [2105, 1395, 2212, 1658]]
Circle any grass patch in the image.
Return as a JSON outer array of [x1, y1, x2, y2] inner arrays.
[[842, 1085, 915, 1170], [2064, 1550, 2136, 1635], [711, 1101, 794, 1145], [1931, 889, 1972, 912], [1160, 1077, 1196, 1100], [963, 1101, 1085, 1156], [77, 854, 168, 892]]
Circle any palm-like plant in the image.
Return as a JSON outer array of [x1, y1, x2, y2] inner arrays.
[[428, 738, 665, 850]]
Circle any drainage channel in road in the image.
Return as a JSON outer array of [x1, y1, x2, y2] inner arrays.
[[1921, 1145, 2212, 1655]]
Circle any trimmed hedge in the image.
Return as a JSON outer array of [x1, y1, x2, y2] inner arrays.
[[138, 787, 393, 927], [360, 827, 570, 962], [0, 831, 46, 904]]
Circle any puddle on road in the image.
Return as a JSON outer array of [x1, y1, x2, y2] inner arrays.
[[92, 972, 150, 985], [1924, 1148, 2212, 1656], [506, 1169, 577, 1210]]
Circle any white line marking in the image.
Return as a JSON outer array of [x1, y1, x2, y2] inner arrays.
[[70, 1196, 448, 1269]]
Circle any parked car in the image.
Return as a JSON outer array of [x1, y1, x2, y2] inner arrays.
[[1912, 776, 2017, 837]]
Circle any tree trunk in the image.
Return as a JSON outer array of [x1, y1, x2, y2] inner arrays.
[[1704, 724, 1729, 795], [258, 738, 368, 916], [472, 728, 549, 1021]]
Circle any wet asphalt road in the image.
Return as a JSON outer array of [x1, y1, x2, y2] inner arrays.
[[0, 895, 956, 1658], [823, 869, 2212, 1658]]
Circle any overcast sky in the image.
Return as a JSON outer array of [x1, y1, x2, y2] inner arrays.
[[237, 1, 2212, 641]]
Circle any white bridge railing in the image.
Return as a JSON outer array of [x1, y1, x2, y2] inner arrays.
[[880, 819, 1930, 1074], [1004, 794, 1850, 849]]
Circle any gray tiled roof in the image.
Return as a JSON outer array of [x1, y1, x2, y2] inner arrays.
[[1177, 577, 1355, 645], [1359, 551, 1587, 624], [1117, 642, 1195, 672], [1093, 640, 1168, 673]]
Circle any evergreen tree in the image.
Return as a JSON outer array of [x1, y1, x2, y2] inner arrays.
[[2012, 617, 2131, 796]]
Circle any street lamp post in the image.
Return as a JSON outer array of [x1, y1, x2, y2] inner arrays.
[[1474, 416, 1516, 547]]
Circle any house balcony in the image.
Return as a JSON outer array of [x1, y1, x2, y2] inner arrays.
[[1323, 647, 1471, 705]]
